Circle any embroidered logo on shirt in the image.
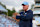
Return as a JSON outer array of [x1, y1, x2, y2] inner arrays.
[[24, 13, 27, 16], [25, 13, 27, 15]]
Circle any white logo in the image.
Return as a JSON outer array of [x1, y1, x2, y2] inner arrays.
[[25, 13, 27, 14]]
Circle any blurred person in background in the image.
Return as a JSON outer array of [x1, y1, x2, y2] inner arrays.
[[16, 2, 33, 27]]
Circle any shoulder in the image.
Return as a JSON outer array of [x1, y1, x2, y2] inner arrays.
[[27, 10, 33, 14], [28, 10, 33, 13]]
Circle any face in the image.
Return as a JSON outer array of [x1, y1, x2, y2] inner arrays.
[[22, 5, 29, 11]]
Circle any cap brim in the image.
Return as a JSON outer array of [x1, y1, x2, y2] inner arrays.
[[22, 4, 25, 5]]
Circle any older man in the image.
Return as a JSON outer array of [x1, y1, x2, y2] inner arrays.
[[16, 2, 33, 27]]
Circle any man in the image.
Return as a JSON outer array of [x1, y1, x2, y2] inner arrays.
[[16, 2, 33, 27]]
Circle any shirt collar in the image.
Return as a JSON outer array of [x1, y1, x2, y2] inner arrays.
[[24, 9, 30, 12], [26, 9, 30, 11]]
